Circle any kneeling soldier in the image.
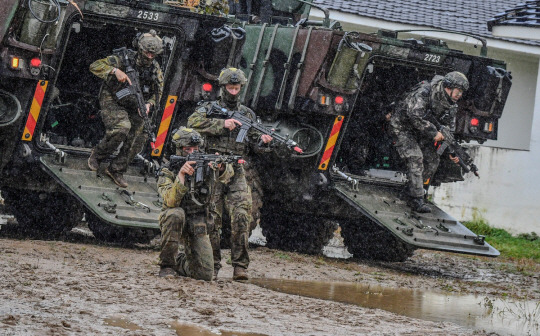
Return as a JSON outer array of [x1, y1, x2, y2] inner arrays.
[[157, 127, 233, 280]]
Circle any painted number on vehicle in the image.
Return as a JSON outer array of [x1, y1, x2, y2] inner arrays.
[[424, 54, 441, 63], [137, 10, 159, 21]]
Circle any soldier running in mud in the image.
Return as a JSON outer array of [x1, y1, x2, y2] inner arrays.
[[388, 71, 469, 213], [187, 67, 272, 281], [157, 127, 235, 280], [88, 30, 164, 188]]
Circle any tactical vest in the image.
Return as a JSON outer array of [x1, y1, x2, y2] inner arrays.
[[201, 101, 257, 156], [395, 77, 457, 128], [159, 167, 215, 215], [104, 49, 160, 103]]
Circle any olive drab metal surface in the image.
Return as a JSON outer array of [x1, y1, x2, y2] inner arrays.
[[0, 0, 19, 42], [240, 24, 344, 111], [332, 176, 499, 257], [40, 155, 160, 229], [327, 32, 372, 91]]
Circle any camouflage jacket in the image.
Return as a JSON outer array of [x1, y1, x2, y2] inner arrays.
[[158, 162, 234, 213], [89, 49, 164, 108], [187, 99, 262, 155], [195, 0, 229, 16], [390, 76, 457, 141]]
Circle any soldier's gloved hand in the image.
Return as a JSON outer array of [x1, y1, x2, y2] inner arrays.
[[178, 161, 196, 185], [433, 131, 444, 142], [224, 119, 242, 130], [449, 154, 460, 164]]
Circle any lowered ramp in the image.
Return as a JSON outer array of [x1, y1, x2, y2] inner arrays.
[[332, 173, 499, 257]]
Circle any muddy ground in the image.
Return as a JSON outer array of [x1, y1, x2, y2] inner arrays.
[[0, 220, 538, 336]]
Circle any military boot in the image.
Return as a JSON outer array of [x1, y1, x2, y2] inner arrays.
[[88, 149, 99, 171], [105, 168, 128, 188], [233, 266, 248, 281], [408, 197, 432, 213], [159, 267, 177, 278]]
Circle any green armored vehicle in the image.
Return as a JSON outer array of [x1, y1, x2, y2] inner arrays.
[[0, 0, 511, 260]]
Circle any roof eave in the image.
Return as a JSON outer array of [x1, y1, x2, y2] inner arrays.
[[491, 25, 540, 41], [309, 8, 540, 56]]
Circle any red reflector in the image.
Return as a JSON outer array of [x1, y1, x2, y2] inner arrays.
[[202, 83, 212, 92], [335, 96, 344, 105], [238, 159, 246, 164], [30, 58, 41, 67], [470, 118, 479, 127]]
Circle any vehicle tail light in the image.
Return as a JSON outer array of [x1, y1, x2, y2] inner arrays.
[[10, 56, 20, 69], [319, 95, 330, 106], [335, 96, 344, 105], [470, 118, 479, 127], [30, 58, 41, 67], [483, 122, 493, 133], [202, 83, 213, 92]]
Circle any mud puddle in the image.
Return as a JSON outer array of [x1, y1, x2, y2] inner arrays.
[[170, 321, 269, 336], [250, 278, 540, 336], [104, 316, 143, 331]]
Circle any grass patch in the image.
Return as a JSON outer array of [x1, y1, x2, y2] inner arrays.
[[274, 252, 291, 260], [464, 217, 540, 262]]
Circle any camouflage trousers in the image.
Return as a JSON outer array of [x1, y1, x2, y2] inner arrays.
[[94, 92, 146, 173], [391, 131, 440, 198], [159, 208, 214, 281], [209, 163, 252, 271]]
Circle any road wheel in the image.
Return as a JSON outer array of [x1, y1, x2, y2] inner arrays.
[[260, 204, 337, 255], [340, 217, 416, 262], [86, 212, 156, 244], [1, 188, 83, 235]]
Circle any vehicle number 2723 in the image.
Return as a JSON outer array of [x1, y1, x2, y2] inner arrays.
[[424, 54, 441, 63], [137, 10, 159, 21]]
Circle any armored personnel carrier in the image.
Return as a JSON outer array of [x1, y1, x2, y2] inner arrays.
[[0, 0, 511, 260]]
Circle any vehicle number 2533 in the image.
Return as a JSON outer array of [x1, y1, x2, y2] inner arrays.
[[424, 54, 442, 63], [137, 10, 159, 21]]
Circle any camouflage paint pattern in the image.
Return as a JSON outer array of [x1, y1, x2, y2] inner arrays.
[[196, 0, 230, 16]]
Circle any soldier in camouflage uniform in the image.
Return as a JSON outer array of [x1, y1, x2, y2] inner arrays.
[[187, 67, 272, 281], [88, 30, 164, 188], [388, 71, 469, 213], [157, 127, 235, 280], [196, 0, 230, 16]]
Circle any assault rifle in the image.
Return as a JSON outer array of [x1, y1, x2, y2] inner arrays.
[[428, 116, 479, 177], [168, 152, 244, 206], [169, 152, 244, 184], [206, 103, 303, 153], [113, 47, 156, 143]]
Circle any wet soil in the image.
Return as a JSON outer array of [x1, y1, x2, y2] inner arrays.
[[0, 222, 538, 335]]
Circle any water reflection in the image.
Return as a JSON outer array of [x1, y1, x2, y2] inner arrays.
[[103, 316, 143, 331], [171, 321, 269, 336], [250, 278, 539, 336]]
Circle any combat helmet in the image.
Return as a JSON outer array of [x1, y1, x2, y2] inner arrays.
[[442, 71, 469, 91], [172, 127, 204, 149], [218, 67, 247, 86], [135, 29, 163, 56]]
